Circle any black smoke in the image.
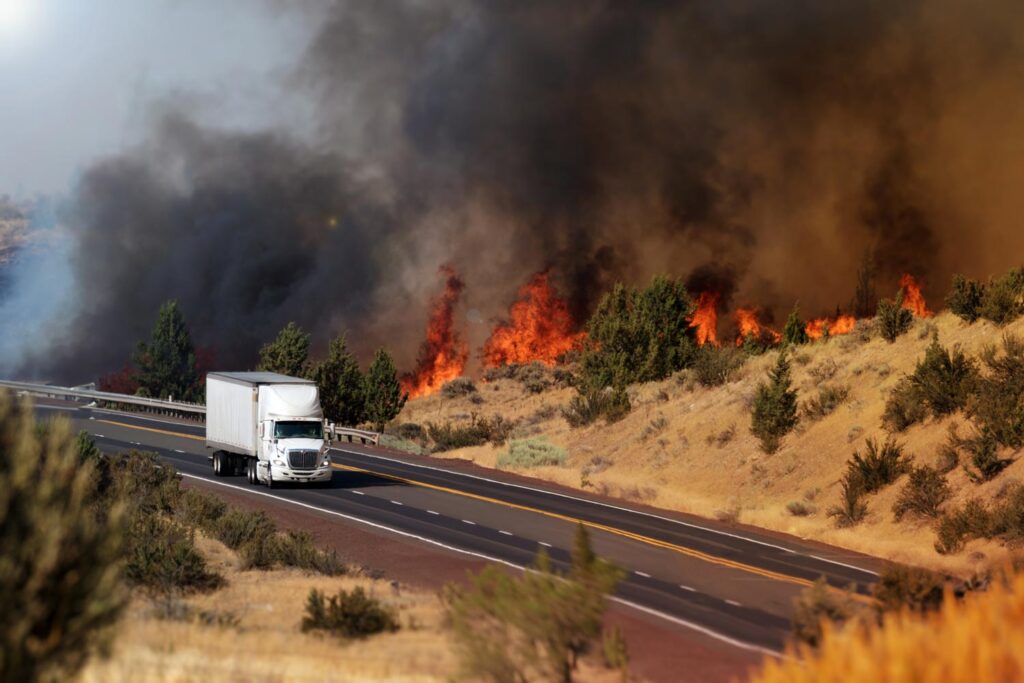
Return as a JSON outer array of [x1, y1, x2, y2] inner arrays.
[[15, 0, 1024, 381]]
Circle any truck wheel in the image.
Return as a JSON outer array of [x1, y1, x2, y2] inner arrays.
[[247, 458, 256, 484], [265, 467, 275, 489], [213, 451, 226, 477]]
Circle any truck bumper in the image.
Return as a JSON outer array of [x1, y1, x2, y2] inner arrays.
[[270, 464, 333, 484]]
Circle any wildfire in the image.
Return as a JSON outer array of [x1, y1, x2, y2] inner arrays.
[[805, 314, 856, 340], [400, 265, 469, 399], [482, 271, 585, 367], [689, 292, 720, 346], [899, 273, 931, 318], [734, 307, 781, 347]]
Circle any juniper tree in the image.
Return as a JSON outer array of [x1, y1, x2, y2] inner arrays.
[[946, 274, 986, 323], [310, 334, 366, 426], [363, 348, 407, 433], [133, 300, 201, 401], [751, 350, 799, 453], [258, 322, 311, 377], [877, 290, 914, 343], [781, 306, 809, 346]]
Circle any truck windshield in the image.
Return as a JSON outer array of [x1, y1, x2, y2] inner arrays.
[[274, 421, 323, 439]]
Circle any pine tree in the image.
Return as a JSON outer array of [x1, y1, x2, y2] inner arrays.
[[134, 300, 201, 401], [781, 305, 809, 346], [311, 334, 366, 426], [258, 322, 311, 377], [751, 350, 799, 453], [363, 348, 407, 433]]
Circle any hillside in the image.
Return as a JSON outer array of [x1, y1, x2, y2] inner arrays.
[[396, 311, 1024, 577]]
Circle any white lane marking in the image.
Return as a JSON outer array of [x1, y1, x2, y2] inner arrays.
[[89, 416, 96, 420], [331, 447, 877, 577], [426, 510, 439, 515], [351, 490, 365, 495], [635, 571, 651, 578], [498, 530, 513, 536], [462, 519, 476, 525], [726, 599, 742, 607], [539, 541, 552, 547], [177, 472, 781, 659], [680, 584, 697, 592], [174, 449, 186, 454], [95, 434, 105, 438], [390, 500, 403, 506]]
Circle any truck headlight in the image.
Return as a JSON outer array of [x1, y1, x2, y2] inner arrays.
[[272, 458, 285, 466]]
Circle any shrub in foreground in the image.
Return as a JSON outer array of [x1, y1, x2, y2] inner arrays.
[[892, 465, 950, 521], [802, 384, 850, 421], [302, 587, 399, 639], [847, 437, 910, 494], [791, 578, 865, 647], [946, 274, 986, 323], [979, 267, 1024, 325], [882, 378, 929, 432], [427, 415, 515, 451], [0, 394, 127, 683], [445, 525, 623, 682], [755, 569, 1024, 683], [969, 335, 1024, 449], [877, 291, 914, 343], [125, 514, 223, 593], [563, 385, 631, 427], [692, 344, 745, 387]]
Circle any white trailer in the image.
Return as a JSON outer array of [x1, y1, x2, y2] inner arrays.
[[206, 372, 331, 487]]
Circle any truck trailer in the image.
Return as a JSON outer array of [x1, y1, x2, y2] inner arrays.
[[206, 372, 332, 487]]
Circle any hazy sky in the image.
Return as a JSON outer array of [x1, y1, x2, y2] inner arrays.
[[0, 0, 317, 196]]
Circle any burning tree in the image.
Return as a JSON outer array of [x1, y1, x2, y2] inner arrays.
[[401, 266, 469, 398], [482, 271, 585, 368]]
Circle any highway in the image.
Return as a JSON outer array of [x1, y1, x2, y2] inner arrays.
[[34, 400, 882, 655]]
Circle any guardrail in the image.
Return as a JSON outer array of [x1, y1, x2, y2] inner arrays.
[[0, 379, 381, 445], [0, 379, 207, 416]]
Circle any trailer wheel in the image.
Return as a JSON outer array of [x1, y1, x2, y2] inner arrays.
[[213, 451, 226, 477]]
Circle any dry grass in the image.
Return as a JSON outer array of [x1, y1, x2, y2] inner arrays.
[[401, 313, 1024, 576], [78, 536, 454, 683], [753, 570, 1024, 683]]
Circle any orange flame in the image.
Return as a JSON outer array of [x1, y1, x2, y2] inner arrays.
[[689, 292, 720, 346], [899, 273, 931, 318], [734, 307, 781, 347], [482, 271, 585, 367], [805, 314, 856, 340], [401, 266, 469, 399]]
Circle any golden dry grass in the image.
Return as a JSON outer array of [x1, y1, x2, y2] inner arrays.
[[752, 571, 1024, 682], [78, 536, 455, 683], [400, 313, 1024, 576]]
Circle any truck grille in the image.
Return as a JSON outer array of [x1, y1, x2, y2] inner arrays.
[[288, 450, 319, 470]]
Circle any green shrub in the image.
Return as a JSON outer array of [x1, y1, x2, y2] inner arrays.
[[579, 277, 697, 389], [602, 625, 630, 675], [427, 415, 515, 452], [750, 351, 799, 453], [513, 362, 554, 394], [441, 377, 477, 399], [963, 430, 1010, 480], [934, 499, 993, 554], [0, 394, 127, 682], [214, 508, 277, 550], [444, 525, 622, 681], [828, 472, 868, 527], [979, 268, 1024, 325], [270, 531, 345, 575], [692, 345, 745, 387], [498, 438, 568, 469], [947, 274, 986, 323], [968, 335, 1024, 449], [877, 291, 914, 343], [563, 385, 631, 427], [882, 378, 929, 432], [803, 384, 850, 420], [908, 338, 978, 417], [791, 579, 864, 647], [302, 587, 399, 639], [872, 565, 945, 614], [892, 465, 950, 521], [175, 488, 227, 529], [847, 437, 910, 493], [106, 450, 183, 516], [787, 501, 815, 517], [125, 514, 223, 593]]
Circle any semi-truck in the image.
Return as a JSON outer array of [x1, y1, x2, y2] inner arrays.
[[206, 372, 332, 487]]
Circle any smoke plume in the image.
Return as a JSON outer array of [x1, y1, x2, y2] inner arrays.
[[12, 0, 1024, 382]]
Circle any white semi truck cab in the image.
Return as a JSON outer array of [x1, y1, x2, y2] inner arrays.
[[206, 372, 332, 487]]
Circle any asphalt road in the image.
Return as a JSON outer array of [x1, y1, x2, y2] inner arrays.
[[34, 401, 882, 655]]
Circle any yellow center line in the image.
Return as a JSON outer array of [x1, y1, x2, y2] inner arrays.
[[95, 419, 205, 441], [332, 462, 819, 590], [94, 417, 868, 597]]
